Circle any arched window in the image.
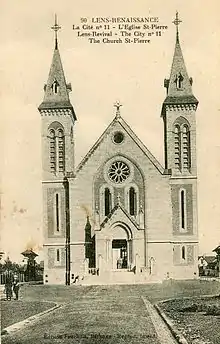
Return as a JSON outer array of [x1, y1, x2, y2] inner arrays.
[[52, 80, 59, 94], [173, 119, 191, 172], [174, 72, 184, 89], [174, 125, 181, 171], [104, 188, 111, 216], [55, 193, 60, 232], [180, 189, 187, 231], [129, 187, 136, 216], [182, 125, 191, 170], [48, 123, 65, 174], [49, 129, 56, 172], [58, 129, 65, 172], [181, 246, 186, 260]]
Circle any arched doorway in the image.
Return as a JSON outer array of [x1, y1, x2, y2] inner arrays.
[[112, 239, 128, 269], [111, 224, 132, 270]]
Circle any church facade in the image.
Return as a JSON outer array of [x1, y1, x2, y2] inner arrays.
[[39, 15, 199, 285]]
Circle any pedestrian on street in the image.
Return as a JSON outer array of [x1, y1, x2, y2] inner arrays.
[[4, 269, 13, 301], [13, 274, 20, 300]]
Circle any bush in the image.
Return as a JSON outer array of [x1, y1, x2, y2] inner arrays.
[[180, 303, 199, 312], [205, 305, 220, 316]]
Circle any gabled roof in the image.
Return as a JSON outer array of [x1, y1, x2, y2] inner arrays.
[[76, 115, 165, 174], [203, 256, 217, 264], [21, 249, 38, 257], [198, 255, 217, 264], [213, 245, 220, 254], [100, 203, 139, 230]]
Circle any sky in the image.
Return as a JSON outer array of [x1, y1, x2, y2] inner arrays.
[[1, 0, 220, 262]]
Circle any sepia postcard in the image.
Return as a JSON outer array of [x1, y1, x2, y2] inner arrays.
[[0, 1, 220, 343]]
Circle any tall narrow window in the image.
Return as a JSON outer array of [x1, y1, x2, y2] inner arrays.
[[56, 249, 60, 262], [55, 193, 60, 232], [182, 125, 190, 170], [48, 123, 65, 174], [58, 129, 65, 172], [104, 188, 111, 216], [174, 125, 181, 171], [173, 120, 191, 173], [174, 72, 184, 89], [70, 127, 74, 144], [187, 130, 191, 169], [181, 246, 186, 260], [52, 80, 59, 94], [129, 187, 136, 216], [49, 129, 56, 172], [180, 190, 187, 230]]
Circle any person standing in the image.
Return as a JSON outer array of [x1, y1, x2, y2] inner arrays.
[[4, 269, 13, 301], [13, 275, 20, 300]]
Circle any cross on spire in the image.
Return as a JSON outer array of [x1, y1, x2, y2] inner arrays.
[[114, 100, 122, 118], [172, 11, 182, 41], [51, 14, 61, 49]]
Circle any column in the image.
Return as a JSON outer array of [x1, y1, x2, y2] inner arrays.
[[135, 253, 140, 275], [127, 240, 132, 270]]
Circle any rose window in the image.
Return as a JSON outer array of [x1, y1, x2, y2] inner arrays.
[[108, 161, 130, 184]]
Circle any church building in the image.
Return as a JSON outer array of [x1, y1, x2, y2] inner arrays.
[[39, 14, 199, 285]]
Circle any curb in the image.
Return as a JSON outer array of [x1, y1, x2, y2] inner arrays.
[[154, 303, 188, 344], [1, 302, 63, 336], [155, 293, 220, 304]]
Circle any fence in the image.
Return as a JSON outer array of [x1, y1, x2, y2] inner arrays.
[[199, 276, 220, 282], [0, 272, 25, 284]]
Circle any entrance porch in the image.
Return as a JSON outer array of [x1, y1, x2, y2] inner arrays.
[[96, 223, 134, 273], [112, 239, 128, 270]]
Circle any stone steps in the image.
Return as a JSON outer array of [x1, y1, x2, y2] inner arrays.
[[80, 271, 162, 285]]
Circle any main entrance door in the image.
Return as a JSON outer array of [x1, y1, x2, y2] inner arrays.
[[112, 239, 127, 269]]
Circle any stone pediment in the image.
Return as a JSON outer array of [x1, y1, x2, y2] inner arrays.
[[99, 204, 141, 231], [76, 115, 164, 174]]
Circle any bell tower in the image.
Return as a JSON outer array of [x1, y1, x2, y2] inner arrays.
[[162, 13, 199, 276], [39, 16, 76, 178], [38, 16, 76, 285], [162, 12, 198, 177]]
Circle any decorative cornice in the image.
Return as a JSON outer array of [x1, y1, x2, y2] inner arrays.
[[39, 108, 73, 116], [165, 103, 197, 111], [43, 241, 91, 247], [147, 240, 198, 244], [170, 175, 197, 180], [42, 179, 65, 184]]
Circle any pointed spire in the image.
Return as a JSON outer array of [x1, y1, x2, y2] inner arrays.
[[39, 16, 76, 119], [163, 12, 198, 106]]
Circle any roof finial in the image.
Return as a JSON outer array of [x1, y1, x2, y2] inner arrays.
[[114, 100, 122, 118], [172, 11, 182, 42], [51, 14, 61, 49]]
